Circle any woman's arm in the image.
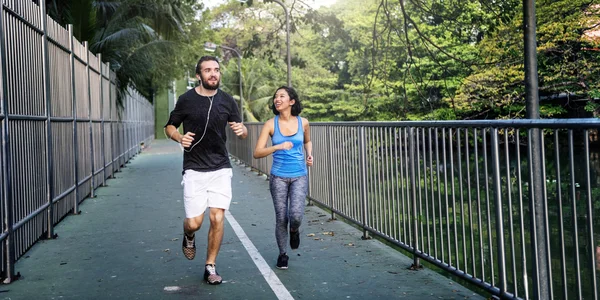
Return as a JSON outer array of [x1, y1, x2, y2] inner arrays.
[[303, 118, 313, 166], [253, 119, 292, 159]]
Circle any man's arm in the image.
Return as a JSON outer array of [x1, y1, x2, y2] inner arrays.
[[229, 122, 248, 139], [165, 125, 195, 148], [165, 125, 181, 143]]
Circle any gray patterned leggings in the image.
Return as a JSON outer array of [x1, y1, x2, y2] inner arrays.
[[269, 174, 308, 254]]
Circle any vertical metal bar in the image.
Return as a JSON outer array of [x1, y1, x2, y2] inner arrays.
[[375, 128, 382, 231], [483, 129, 494, 284], [237, 52, 243, 122], [504, 130, 517, 295], [392, 128, 399, 240], [474, 128, 484, 280], [524, 0, 540, 119], [327, 126, 335, 219], [428, 128, 436, 258], [435, 128, 442, 261], [568, 130, 582, 298], [85, 42, 95, 197], [386, 127, 393, 237], [415, 128, 423, 251], [68, 24, 78, 214], [99, 55, 106, 187], [381, 127, 387, 233], [365, 129, 373, 229], [554, 130, 567, 299], [400, 128, 408, 242], [465, 129, 475, 275], [422, 128, 430, 253], [0, 1, 16, 283], [359, 126, 369, 239], [380, 128, 388, 234], [409, 127, 420, 268], [109, 68, 114, 177], [540, 130, 554, 299], [349, 128, 355, 217], [524, 0, 548, 294], [529, 126, 550, 299], [378, 127, 383, 232], [395, 128, 401, 240], [443, 129, 450, 265], [40, 0, 55, 238], [516, 129, 529, 299], [491, 128, 506, 295], [458, 129, 467, 272], [452, 128, 459, 269], [404, 128, 411, 244], [583, 130, 598, 300]]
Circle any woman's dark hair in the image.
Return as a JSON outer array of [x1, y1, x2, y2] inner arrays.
[[271, 86, 302, 116]]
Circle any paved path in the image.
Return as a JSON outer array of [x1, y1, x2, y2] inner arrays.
[[2, 140, 485, 300]]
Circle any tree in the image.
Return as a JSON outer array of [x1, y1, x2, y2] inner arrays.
[[45, 0, 193, 103], [453, 0, 600, 119]]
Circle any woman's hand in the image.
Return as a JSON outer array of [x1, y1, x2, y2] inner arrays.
[[306, 154, 313, 166], [278, 141, 293, 150]]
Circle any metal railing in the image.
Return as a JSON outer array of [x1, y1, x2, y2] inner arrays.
[[0, 0, 154, 283], [228, 119, 600, 300]]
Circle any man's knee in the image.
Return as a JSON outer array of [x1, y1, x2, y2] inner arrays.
[[209, 208, 225, 225], [185, 215, 204, 231]]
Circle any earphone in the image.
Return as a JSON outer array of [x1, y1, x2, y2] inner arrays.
[[184, 94, 214, 152], [164, 93, 214, 152]]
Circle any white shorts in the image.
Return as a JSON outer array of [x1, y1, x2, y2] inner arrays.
[[181, 168, 233, 218]]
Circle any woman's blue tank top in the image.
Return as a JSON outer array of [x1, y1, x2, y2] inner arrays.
[[271, 115, 307, 177]]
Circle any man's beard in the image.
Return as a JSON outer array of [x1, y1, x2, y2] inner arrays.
[[201, 76, 220, 90]]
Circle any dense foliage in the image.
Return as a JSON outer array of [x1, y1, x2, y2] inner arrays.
[[210, 0, 600, 121], [44, 0, 600, 120]]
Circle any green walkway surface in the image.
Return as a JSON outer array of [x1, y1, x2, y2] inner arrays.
[[2, 140, 485, 300]]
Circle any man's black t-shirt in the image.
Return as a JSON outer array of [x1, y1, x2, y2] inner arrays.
[[165, 88, 241, 173]]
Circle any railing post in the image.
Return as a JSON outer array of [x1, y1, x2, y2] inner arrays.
[[99, 55, 106, 187], [0, 1, 16, 283], [583, 130, 598, 299], [108, 64, 113, 179], [327, 126, 335, 219], [409, 127, 420, 269], [359, 126, 369, 239], [248, 126, 253, 167], [523, 0, 550, 297], [68, 25, 79, 214], [529, 127, 551, 298], [85, 42, 95, 197], [40, 0, 56, 239], [491, 128, 507, 295]]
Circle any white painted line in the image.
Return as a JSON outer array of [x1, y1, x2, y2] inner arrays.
[[164, 286, 181, 292], [225, 211, 294, 300]]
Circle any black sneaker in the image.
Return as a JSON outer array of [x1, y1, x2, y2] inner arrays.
[[290, 230, 300, 249], [182, 233, 196, 260], [204, 264, 222, 285], [276, 253, 289, 270]]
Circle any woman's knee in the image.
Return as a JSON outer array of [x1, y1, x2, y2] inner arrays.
[[289, 213, 303, 226]]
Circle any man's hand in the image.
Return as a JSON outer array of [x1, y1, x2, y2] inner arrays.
[[180, 132, 195, 148], [229, 122, 245, 137]]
